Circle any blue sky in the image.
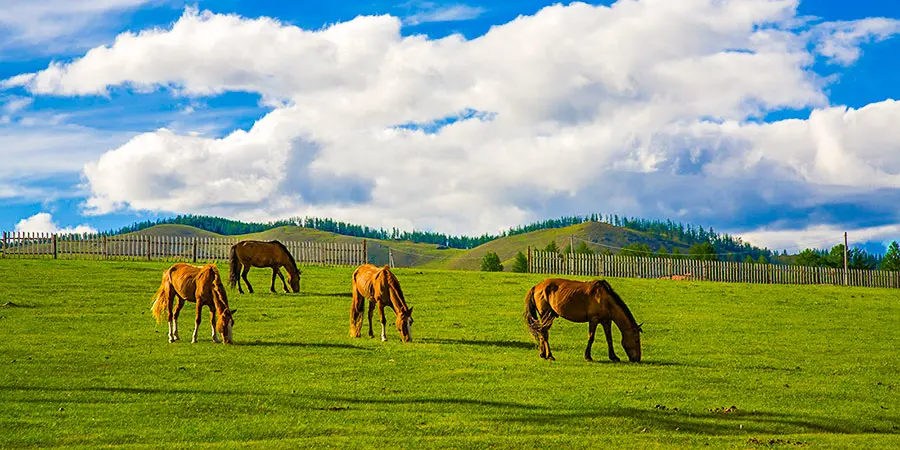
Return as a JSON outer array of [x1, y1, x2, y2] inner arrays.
[[2, 0, 900, 253]]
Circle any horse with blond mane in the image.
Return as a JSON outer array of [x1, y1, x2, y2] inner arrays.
[[349, 264, 414, 342], [228, 240, 301, 294], [524, 278, 642, 362], [151, 263, 236, 344]]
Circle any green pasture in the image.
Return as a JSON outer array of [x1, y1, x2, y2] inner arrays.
[[0, 259, 898, 449]]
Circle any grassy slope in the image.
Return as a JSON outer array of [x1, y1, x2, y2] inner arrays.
[[443, 221, 691, 271], [1, 259, 898, 449]]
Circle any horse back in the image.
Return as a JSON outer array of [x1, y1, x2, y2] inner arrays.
[[167, 263, 219, 305], [540, 278, 605, 323], [234, 240, 281, 267], [352, 264, 379, 299]]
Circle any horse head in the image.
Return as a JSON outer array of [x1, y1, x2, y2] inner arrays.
[[288, 270, 301, 293], [622, 322, 642, 362], [217, 308, 237, 344], [396, 306, 414, 343]]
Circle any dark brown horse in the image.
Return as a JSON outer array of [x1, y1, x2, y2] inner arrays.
[[228, 240, 301, 294], [349, 264, 414, 342], [524, 278, 642, 362], [151, 263, 236, 344]]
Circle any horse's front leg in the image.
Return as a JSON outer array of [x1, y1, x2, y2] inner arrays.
[[274, 267, 289, 293], [378, 303, 388, 342], [209, 308, 220, 343], [601, 319, 620, 362], [585, 320, 598, 362], [367, 300, 376, 338], [269, 268, 279, 293]]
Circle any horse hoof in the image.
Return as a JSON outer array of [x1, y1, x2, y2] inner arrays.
[[609, 356, 621, 362], [547, 356, 556, 361], [585, 357, 594, 362]]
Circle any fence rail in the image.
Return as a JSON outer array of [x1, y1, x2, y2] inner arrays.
[[0, 232, 367, 266], [527, 248, 900, 289]]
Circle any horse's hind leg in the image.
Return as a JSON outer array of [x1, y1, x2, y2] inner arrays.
[[241, 265, 254, 294], [367, 300, 376, 338], [540, 330, 555, 361], [349, 288, 364, 338], [585, 320, 598, 362], [173, 298, 186, 342], [601, 319, 620, 362]]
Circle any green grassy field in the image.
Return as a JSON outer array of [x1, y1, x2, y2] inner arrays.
[[1, 259, 898, 449]]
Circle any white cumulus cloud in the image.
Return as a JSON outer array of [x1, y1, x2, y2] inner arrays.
[[5, 1, 900, 240], [14, 212, 97, 234]]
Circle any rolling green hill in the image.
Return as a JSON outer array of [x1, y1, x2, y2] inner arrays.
[[441, 221, 691, 271], [128, 222, 699, 271]]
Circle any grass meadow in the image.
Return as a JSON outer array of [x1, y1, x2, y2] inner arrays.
[[0, 259, 898, 449]]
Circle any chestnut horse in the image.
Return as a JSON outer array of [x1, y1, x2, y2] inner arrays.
[[524, 278, 642, 362], [228, 240, 301, 294], [349, 264, 414, 342], [151, 263, 236, 344]]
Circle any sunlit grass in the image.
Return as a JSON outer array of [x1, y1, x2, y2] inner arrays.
[[0, 259, 898, 448]]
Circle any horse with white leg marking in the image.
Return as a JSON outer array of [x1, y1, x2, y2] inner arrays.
[[349, 264, 414, 342], [151, 263, 236, 344]]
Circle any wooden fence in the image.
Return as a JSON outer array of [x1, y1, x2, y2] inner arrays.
[[0, 232, 367, 266], [527, 248, 900, 289]]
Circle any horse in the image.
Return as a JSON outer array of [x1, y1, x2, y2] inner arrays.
[[228, 240, 301, 294], [151, 263, 236, 344], [523, 278, 642, 362], [349, 264, 414, 342]]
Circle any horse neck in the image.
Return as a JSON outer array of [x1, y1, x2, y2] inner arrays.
[[211, 284, 230, 314], [386, 284, 408, 314], [602, 295, 634, 333], [279, 254, 298, 275]]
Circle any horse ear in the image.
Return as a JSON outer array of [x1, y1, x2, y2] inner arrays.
[[231, 308, 238, 315], [408, 306, 413, 315]]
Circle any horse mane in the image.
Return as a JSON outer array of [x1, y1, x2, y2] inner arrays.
[[379, 266, 409, 311], [269, 240, 298, 272], [597, 280, 637, 328]]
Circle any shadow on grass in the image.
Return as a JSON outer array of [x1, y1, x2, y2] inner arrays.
[[421, 337, 535, 349], [0, 385, 249, 397], [498, 406, 900, 436], [242, 341, 372, 351], [299, 292, 352, 298], [315, 394, 541, 411]]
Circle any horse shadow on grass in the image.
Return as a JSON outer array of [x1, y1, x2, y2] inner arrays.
[[242, 341, 372, 351], [298, 292, 352, 298], [421, 337, 534, 349], [498, 406, 900, 436]]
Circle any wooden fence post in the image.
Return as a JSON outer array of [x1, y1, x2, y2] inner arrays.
[[192, 238, 198, 263], [1, 231, 5, 258], [146, 236, 151, 261], [52, 234, 58, 259], [363, 239, 368, 265], [527, 246, 532, 273]]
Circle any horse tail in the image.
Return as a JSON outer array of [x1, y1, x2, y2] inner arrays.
[[228, 243, 240, 289], [523, 286, 541, 341], [349, 268, 365, 337], [151, 270, 172, 324]]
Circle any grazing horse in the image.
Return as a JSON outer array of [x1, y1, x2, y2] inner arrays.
[[523, 278, 642, 362], [151, 263, 236, 344], [228, 240, 301, 294], [349, 264, 414, 342]]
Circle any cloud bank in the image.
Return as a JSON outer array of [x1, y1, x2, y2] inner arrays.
[[6, 0, 900, 250], [15, 212, 97, 234]]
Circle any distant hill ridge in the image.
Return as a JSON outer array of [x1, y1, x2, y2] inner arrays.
[[114, 213, 774, 258]]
